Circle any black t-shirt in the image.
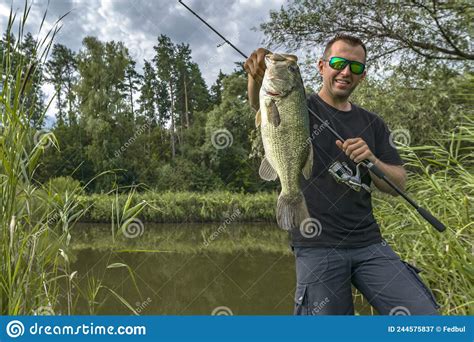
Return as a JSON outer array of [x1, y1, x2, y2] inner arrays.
[[291, 94, 404, 248]]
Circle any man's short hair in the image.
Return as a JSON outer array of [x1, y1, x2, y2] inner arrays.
[[322, 34, 367, 62]]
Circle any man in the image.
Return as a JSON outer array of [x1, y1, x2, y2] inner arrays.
[[244, 34, 440, 315]]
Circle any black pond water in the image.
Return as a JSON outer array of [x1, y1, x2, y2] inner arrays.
[[64, 223, 372, 315]]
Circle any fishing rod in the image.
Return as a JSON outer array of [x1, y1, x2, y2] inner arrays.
[[179, 0, 446, 233]]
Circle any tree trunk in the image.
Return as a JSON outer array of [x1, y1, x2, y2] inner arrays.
[[184, 73, 189, 128], [169, 80, 176, 159]]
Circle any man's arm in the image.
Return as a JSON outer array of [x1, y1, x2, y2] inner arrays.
[[336, 138, 407, 196], [368, 159, 407, 195]]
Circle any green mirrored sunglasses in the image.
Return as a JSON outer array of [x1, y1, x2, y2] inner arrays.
[[324, 57, 366, 75]]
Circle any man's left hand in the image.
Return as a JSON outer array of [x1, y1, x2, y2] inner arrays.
[[336, 138, 376, 163]]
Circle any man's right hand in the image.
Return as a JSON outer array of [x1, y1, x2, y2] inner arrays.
[[244, 48, 271, 85], [244, 48, 271, 111]]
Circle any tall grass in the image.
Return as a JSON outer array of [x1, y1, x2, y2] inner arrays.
[[373, 114, 473, 315], [81, 191, 276, 223], [0, 4, 65, 315], [0, 4, 144, 315]]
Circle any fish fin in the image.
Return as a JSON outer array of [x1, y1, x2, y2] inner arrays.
[[276, 192, 310, 231], [302, 145, 313, 180], [268, 100, 281, 127], [259, 157, 278, 181], [255, 109, 261, 127]]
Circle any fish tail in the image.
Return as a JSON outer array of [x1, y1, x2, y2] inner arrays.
[[276, 192, 309, 231]]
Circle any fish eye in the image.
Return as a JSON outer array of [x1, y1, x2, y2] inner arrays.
[[288, 64, 298, 73]]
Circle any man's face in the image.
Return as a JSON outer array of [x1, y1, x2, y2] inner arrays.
[[318, 40, 366, 100]]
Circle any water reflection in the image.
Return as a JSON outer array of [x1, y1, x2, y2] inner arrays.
[[66, 223, 372, 315]]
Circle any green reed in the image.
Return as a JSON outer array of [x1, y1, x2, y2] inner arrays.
[[0, 4, 143, 315]]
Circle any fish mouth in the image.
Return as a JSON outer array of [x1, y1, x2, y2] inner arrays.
[[265, 91, 281, 97]]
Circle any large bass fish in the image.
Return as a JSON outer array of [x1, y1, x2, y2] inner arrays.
[[255, 53, 313, 231]]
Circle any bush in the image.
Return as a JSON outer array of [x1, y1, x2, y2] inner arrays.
[[80, 191, 276, 223]]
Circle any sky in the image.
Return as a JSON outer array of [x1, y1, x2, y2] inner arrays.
[[0, 0, 305, 124]]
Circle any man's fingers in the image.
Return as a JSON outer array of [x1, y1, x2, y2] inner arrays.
[[243, 60, 250, 73], [256, 49, 268, 69], [244, 48, 269, 83], [342, 138, 361, 150], [354, 152, 371, 163], [349, 146, 367, 160], [344, 140, 365, 155]]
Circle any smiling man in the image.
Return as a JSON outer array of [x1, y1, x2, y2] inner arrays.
[[244, 34, 440, 315]]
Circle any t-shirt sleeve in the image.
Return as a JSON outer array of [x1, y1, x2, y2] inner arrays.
[[373, 117, 404, 165]]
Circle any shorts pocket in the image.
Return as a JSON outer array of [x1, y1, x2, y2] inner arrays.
[[294, 284, 308, 315], [402, 261, 440, 310]]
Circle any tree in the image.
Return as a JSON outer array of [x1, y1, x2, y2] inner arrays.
[[210, 69, 226, 106], [153, 35, 178, 159], [45, 43, 77, 126], [20, 32, 46, 128], [122, 55, 141, 119], [260, 1, 473, 65], [203, 72, 272, 192], [75, 36, 131, 189]]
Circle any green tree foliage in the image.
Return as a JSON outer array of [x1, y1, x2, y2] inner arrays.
[[260, 1, 473, 65], [75, 37, 124, 188], [210, 69, 226, 106], [137, 60, 157, 126], [153, 35, 178, 158], [202, 72, 276, 192], [20, 32, 46, 128], [45, 43, 77, 126], [352, 66, 473, 146]]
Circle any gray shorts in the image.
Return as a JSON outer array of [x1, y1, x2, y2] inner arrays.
[[293, 240, 440, 315]]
